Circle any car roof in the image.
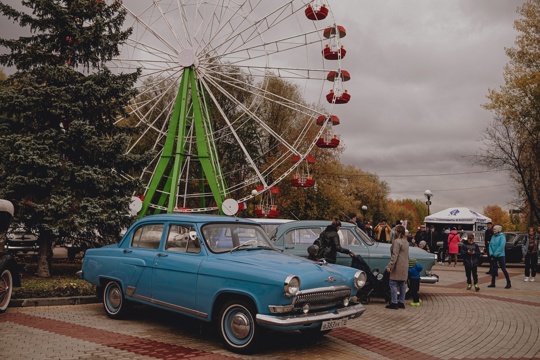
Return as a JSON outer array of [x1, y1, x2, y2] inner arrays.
[[137, 214, 257, 224], [246, 218, 294, 224], [275, 220, 355, 235]]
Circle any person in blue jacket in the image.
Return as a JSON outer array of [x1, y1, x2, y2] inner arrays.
[[408, 258, 423, 306], [488, 225, 511, 289]]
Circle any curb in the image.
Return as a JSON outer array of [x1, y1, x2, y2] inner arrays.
[[10, 296, 100, 308]]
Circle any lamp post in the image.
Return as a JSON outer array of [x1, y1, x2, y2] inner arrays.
[[424, 190, 433, 216], [361, 205, 367, 220]]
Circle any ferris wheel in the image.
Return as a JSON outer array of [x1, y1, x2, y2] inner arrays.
[[113, 0, 350, 216]]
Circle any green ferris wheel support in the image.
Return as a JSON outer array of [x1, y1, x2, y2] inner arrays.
[[138, 67, 228, 217]]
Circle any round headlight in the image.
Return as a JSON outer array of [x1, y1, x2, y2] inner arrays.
[[284, 275, 300, 296], [354, 270, 367, 289]]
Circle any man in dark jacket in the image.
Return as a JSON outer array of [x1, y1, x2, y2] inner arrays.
[[414, 224, 427, 245], [312, 218, 355, 264], [484, 222, 494, 274], [426, 225, 440, 258]]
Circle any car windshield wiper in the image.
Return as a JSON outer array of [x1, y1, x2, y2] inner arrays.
[[230, 240, 258, 253]]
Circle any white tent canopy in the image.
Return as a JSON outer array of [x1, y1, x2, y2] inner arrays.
[[425, 207, 491, 225]]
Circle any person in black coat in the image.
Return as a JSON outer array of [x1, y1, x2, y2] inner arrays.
[[310, 218, 355, 264], [461, 233, 481, 291]]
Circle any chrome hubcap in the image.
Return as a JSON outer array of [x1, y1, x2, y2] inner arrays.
[[230, 312, 251, 339]]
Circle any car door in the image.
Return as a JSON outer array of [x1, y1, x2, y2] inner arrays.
[[510, 235, 526, 263], [122, 223, 165, 300], [336, 227, 371, 267], [274, 226, 322, 258], [151, 223, 204, 316]]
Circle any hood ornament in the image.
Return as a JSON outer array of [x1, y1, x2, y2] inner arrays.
[[325, 276, 336, 283]]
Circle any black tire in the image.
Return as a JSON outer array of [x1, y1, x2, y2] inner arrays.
[[359, 295, 370, 305], [0, 268, 13, 313], [103, 280, 130, 319], [218, 299, 260, 354]]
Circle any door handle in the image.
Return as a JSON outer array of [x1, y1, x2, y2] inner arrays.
[[157, 253, 168, 257], [123, 249, 132, 253]]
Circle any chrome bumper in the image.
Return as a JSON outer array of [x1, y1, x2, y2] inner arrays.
[[256, 303, 366, 327], [420, 274, 439, 284]]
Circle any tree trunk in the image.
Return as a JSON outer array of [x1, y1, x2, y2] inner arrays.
[[36, 234, 53, 278]]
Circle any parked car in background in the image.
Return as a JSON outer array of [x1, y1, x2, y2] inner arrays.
[[501, 232, 527, 263], [81, 214, 367, 354], [272, 220, 438, 283], [5, 225, 39, 253], [437, 231, 486, 266], [248, 218, 293, 236], [0, 199, 22, 313]]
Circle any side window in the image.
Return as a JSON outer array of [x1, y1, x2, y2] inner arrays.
[[286, 228, 321, 244], [341, 229, 360, 246], [131, 224, 164, 249], [166, 224, 200, 254]]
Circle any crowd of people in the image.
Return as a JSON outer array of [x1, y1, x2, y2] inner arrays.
[[311, 213, 540, 309]]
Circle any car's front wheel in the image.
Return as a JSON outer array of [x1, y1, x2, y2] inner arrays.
[[0, 268, 13, 313], [103, 281, 129, 319], [218, 300, 260, 354]]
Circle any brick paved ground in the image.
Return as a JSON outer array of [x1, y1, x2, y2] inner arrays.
[[1, 263, 540, 360]]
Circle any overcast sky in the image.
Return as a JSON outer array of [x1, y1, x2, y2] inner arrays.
[[0, 0, 526, 215], [325, 0, 525, 214]]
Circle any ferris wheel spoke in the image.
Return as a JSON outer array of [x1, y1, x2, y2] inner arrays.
[[194, 0, 263, 56], [208, 62, 328, 81], [202, 27, 322, 67], [205, 67, 323, 119], [197, 77, 267, 186], [200, 0, 305, 61], [202, 73, 306, 155], [123, 4, 184, 56]]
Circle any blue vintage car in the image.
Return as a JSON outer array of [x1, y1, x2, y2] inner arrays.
[[272, 220, 438, 283], [81, 214, 367, 354]]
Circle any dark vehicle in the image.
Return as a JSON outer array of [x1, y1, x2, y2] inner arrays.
[[500, 232, 527, 264], [0, 199, 22, 313], [5, 226, 39, 253], [437, 231, 486, 266]]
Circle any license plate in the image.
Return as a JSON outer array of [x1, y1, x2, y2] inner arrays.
[[321, 318, 347, 331]]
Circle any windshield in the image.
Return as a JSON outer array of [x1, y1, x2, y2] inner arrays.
[[202, 223, 276, 253], [355, 227, 375, 246]]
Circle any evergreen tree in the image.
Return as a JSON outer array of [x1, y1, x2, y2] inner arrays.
[[0, 0, 149, 276]]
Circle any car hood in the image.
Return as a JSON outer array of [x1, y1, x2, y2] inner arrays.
[[210, 250, 354, 286]]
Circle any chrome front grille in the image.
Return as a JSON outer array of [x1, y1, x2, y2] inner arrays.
[[293, 286, 351, 311]]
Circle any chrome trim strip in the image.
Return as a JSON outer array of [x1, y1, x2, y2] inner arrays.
[[296, 285, 351, 295], [126, 290, 208, 319], [420, 275, 439, 284], [256, 303, 366, 327]]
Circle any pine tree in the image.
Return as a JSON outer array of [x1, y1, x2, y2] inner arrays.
[[0, 0, 149, 276]]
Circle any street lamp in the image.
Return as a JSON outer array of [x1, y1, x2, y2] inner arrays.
[[361, 205, 367, 220], [424, 190, 433, 215]]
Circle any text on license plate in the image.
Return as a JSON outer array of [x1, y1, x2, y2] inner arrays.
[[321, 318, 347, 331]]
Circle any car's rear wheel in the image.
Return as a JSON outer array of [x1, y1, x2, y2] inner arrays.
[[0, 268, 13, 313], [218, 300, 260, 354], [103, 280, 129, 319]]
